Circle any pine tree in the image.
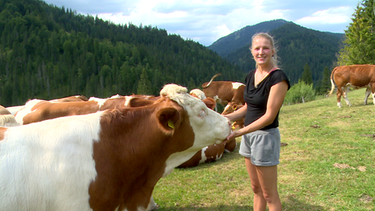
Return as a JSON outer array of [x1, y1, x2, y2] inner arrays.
[[137, 68, 152, 95], [337, 0, 375, 65], [319, 67, 331, 94], [300, 63, 313, 85]]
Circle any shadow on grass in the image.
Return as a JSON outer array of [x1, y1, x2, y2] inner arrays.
[[156, 196, 324, 210], [282, 195, 325, 211], [157, 205, 253, 211]]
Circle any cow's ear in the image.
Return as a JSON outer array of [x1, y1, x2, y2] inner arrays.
[[156, 107, 181, 134]]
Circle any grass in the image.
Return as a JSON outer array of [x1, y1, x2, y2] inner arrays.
[[152, 89, 375, 211]]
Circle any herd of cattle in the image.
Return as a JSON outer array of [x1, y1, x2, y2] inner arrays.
[[0, 64, 373, 210], [0, 76, 247, 210]]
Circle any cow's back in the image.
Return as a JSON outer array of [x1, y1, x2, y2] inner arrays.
[[203, 81, 234, 104], [334, 65, 375, 86], [21, 101, 100, 125]]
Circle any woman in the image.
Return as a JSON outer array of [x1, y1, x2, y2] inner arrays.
[[224, 32, 290, 211]]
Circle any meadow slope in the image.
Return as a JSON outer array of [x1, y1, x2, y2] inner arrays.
[[153, 89, 375, 211]]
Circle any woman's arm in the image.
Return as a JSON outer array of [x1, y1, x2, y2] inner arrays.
[[226, 80, 288, 140]]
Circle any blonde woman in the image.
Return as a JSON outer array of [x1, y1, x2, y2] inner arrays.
[[224, 33, 290, 211]]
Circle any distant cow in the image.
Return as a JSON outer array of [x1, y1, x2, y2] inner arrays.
[[190, 88, 216, 110], [202, 73, 245, 112], [0, 84, 231, 211], [190, 88, 206, 100], [329, 64, 375, 108], [221, 102, 245, 129]]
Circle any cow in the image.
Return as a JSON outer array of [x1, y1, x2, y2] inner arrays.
[[178, 142, 227, 168], [177, 90, 236, 168], [190, 88, 206, 100], [50, 95, 89, 102], [329, 64, 375, 108], [221, 102, 245, 129], [5, 105, 25, 116], [0, 105, 18, 127], [202, 73, 245, 112], [14, 95, 157, 125], [5, 95, 89, 116], [0, 84, 231, 211], [190, 88, 216, 110]]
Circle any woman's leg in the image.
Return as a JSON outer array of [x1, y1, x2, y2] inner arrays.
[[245, 157, 266, 211], [245, 157, 282, 211], [256, 165, 281, 211]]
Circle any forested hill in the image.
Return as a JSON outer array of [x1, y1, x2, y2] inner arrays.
[[0, 0, 244, 107], [221, 22, 345, 86], [208, 19, 290, 57]]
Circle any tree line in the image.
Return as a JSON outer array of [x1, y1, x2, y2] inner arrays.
[[0, 0, 244, 106], [1, 0, 373, 107]]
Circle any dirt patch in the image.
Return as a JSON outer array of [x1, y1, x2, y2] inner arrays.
[[359, 194, 373, 203], [333, 163, 355, 169], [310, 125, 320, 128], [338, 115, 352, 118], [333, 163, 367, 172], [360, 134, 375, 138], [358, 166, 366, 172]]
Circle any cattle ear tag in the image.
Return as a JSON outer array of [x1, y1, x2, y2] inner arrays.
[[168, 120, 175, 129]]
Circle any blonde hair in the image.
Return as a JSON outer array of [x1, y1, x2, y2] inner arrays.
[[250, 32, 279, 69]]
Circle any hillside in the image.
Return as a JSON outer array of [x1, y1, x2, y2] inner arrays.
[[0, 0, 244, 107], [220, 21, 345, 87], [208, 19, 289, 57]]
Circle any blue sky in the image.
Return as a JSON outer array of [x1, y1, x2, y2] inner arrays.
[[43, 0, 361, 46]]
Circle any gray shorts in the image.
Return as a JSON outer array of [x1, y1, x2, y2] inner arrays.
[[239, 128, 280, 166]]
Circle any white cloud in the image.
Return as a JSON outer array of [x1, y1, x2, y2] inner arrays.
[[44, 0, 359, 46], [296, 6, 353, 25]]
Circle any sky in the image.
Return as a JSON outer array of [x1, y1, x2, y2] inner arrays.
[[43, 0, 361, 46]]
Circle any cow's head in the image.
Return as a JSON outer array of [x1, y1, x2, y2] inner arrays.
[[160, 84, 231, 175], [189, 89, 206, 100]]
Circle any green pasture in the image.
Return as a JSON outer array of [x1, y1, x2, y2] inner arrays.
[[152, 89, 375, 211]]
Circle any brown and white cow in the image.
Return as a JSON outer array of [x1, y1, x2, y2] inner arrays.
[[0, 105, 18, 127], [177, 90, 236, 168], [202, 73, 245, 112], [6, 95, 89, 116], [329, 64, 375, 108], [221, 102, 245, 129], [190, 88, 216, 110], [0, 84, 231, 211], [51, 95, 89, 102], [14, 95, 157, 125]]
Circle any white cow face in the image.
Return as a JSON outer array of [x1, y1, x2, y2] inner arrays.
[[160, 84, 231, 175]]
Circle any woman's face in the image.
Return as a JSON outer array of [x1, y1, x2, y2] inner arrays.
[[251, 36, 274, 66]]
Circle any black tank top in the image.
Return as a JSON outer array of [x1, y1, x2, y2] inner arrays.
[[243, 69, 290, 130]]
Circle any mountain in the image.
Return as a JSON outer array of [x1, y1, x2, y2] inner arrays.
[[208, 19, 290, 57], [210, 20, 345, 87]]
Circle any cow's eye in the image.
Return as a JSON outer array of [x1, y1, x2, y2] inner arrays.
[[198, 109, 206, 118]]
